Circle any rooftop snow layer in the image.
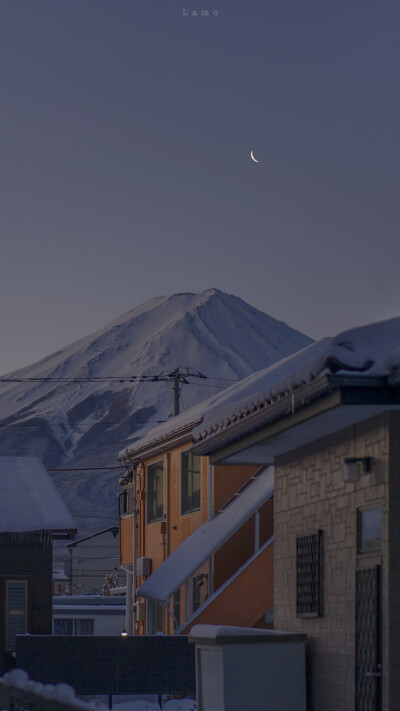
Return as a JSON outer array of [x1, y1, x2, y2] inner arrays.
[[0, 456, 77, 534], [193, 316, 400, 445]]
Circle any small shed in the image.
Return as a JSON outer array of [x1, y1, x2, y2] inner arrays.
[[0, 456, 76, 672]]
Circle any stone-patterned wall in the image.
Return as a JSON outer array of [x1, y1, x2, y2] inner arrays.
[[274, 413, 389, 711], [388, 412, 400, 710]]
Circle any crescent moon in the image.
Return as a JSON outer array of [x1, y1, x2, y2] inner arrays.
[[250, 150, 259, 163]]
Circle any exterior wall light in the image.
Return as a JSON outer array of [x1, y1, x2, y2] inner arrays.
[[121, 628, 128, 636], [342, 457, 372, 483]]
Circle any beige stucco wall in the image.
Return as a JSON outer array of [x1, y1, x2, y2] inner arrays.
[[274, 412, 394, 711]]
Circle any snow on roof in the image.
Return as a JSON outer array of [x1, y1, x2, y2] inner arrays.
[[119, 316, 400, 460], [193, 317, 400, 446], [118, 393, 223, 460], [188, 624, 307, 644], [67, 525, 118, 547], [0, 457, 77, 535], [53, 595, 126, 606], [137, 465, 274, 602]]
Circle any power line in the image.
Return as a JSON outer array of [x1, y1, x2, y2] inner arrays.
[[48, 466, 125, 472], [0, 370, 240, 384], [0, 419, 167, 428]]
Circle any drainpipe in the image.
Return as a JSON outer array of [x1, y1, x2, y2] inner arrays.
[[125, 565, 133, 632], [254, 510, 260, 553], [166, 453, 170, 558], [132, 473, 138, 635], [208, 460, 213, 596]]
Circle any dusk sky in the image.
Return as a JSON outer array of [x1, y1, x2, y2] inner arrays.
[[2, 0, 400, 374]]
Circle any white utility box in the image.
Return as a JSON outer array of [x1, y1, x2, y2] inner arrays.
[[189, 624, 307, 711]]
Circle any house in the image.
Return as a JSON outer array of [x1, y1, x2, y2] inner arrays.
[[118, 394, 274, 635], [189, 317, 400, 711], [0, 456, 76, 672], [53, 594, 126, 636], [65, 526, 125, 596]]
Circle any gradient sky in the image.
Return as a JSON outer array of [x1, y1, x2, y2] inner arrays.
[[1, 0, 400, 375]]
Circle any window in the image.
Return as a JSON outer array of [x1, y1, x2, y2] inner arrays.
[[296, 531, 323, 617], [358, 507, 382, 553], [53, 618, 93, 635], [181, 452, 201, 514], [74, 618, 94, 635], [123, 487, 133, 515], [173, 589, 181, 629], [146, 600, 164, 634], [147, 462, 164, 523], [54, 618, 73, 635], [6, 580, 28, 649], [192, 577, 201, 614]]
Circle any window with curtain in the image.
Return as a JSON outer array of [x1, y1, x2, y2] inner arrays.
[[53, 618, 93, 635], [74, 618, 94, 635], [192, 577, 201, 614], [147, 461, 164, 523], [54, 618, 73, 635], [146, 600, 164, 634], [181, 452, 201, 515]]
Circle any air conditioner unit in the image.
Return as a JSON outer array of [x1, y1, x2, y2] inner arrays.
[[137, 557, 152, 577]]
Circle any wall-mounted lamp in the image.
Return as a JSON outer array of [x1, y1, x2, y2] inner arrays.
[[194, 573, 208, 588], [121, 628, 128, 637], [342, 457, 372, 483]]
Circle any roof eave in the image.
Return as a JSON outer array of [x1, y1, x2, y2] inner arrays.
[[118, 421, 201, 464], [192, 373, 393, 461], [1, 528, 77, 539]]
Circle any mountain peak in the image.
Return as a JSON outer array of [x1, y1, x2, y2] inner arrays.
[[0, 290, 312, 537]]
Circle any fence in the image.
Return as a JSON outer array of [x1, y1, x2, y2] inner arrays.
[[16, 634, 196, 696]]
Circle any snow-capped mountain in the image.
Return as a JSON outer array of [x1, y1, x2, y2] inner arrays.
[[0, 289, 312, 537]]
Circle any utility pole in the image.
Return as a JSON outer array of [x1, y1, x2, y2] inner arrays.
[[172, 373, 180, 416], [167, 368, 207, 417]]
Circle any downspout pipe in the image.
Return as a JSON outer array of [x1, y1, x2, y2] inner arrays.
[[166, 453, 170, 558], [121, 465, 139, 635], [132, 470, 138, 635]]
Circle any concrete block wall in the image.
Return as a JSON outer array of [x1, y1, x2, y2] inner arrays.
[[274, 413, 390, 711]]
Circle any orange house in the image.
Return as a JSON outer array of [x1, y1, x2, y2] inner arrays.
[[117, 410, 274, 635]]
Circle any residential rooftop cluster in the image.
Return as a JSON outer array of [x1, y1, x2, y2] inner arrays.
[[2, 314, 400, 710]]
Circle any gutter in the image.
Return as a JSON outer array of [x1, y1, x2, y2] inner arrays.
[[193, 373, 393, 460], [193, 373, 334, 457], [118, 421, 201, 464]]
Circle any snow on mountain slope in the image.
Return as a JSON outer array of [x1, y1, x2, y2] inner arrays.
[[0, 289, 312, 537]]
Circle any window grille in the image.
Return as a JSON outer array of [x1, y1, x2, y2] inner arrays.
[[296, 531, 322, 617]]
